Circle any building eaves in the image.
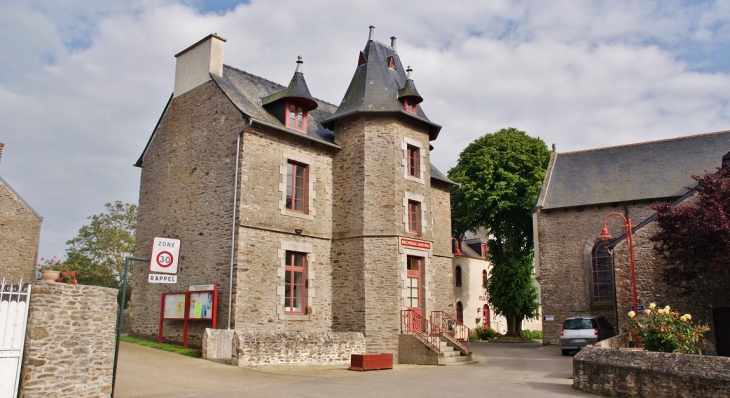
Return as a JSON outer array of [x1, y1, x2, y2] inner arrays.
[[430, 164, 458, 186]]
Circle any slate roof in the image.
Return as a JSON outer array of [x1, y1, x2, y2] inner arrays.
[[430, 164, 458, 186], [213, 66, 337, 147], [322, 39, 441, 140], [261, 58, 318, 111], [537, 130, 730, 210]]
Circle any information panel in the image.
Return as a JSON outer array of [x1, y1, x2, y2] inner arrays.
[[162, 293, 186, 319], [158, 285, 218, 348]]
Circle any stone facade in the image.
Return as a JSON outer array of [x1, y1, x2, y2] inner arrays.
[[0, 175, 42, 283], [131, 31, 456, 365], [20, 282, 118, 398], [573, 345, 730, 397]]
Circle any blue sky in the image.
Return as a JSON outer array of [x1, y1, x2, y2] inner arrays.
[[1, 0, 729, 261]]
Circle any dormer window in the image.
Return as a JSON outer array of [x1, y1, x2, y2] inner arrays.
[[387, 56, 396, 70], [286, 102, 308, 132], [403, 98, 417, 114]]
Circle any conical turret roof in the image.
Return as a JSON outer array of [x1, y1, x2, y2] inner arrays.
[[261, 56, 318, 110]]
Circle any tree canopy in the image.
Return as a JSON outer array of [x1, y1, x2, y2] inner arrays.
[[448, 127, 550, 335], [64, 201, 137, 292], [650, 166, 730, 295]]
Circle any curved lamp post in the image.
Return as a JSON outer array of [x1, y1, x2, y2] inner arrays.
[[598, 213, 638, 317]]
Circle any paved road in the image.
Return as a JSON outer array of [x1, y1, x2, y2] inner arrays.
[[115, 341, 590, 397]]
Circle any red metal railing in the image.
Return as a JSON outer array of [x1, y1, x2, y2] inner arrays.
[[431, 311, 471, 352], [400, 310, 442, 352]]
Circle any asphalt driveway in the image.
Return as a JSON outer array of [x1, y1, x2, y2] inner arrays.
[[114, 341, 590, 397]]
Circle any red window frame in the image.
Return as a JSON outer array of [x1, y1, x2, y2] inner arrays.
[[455, 265, 462, 287], [284, 251, 306, 314], [407, 256, 423, 312], [482, 269, 488, 288], [456, 301, 464, 324], [286, 161, 308, 213], [407, 145, 419, 177], [481, 243, 488, 258], [408, 200, 421, 233], [403, 99, 417, 114], [285, 102, 308, 132], [388, 56, 396, 69]]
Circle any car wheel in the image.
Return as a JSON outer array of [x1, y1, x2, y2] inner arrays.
[[561, 349, 570, 356]]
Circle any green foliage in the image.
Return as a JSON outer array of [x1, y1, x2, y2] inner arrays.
[[521, 329, 542, 340], [120, 336, 202, 358], [448, 128, 550, 334], [469, 332, 479, 342], [473, 326, 498, 341], [65, 201, 137, 306], [628, 303, 710, 354]]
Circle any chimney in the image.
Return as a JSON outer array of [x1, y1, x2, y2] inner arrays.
[[390, 36, 397, 52], [368, 26, 375, 41], [0, 142, 4, 166], [173, 33, 227, 98]]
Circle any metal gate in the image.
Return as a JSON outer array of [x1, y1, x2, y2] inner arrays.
[[0, 279, 31, 398]]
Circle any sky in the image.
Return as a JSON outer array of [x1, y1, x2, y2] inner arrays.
[[1, 0, 730, 261]]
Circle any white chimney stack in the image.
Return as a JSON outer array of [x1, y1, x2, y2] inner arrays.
[[173, 33, 227, 98]]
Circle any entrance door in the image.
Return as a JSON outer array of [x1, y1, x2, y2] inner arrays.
[[713, 307, 730, 357], [483, 305, 490, 328], [407, 256, 424, 329]]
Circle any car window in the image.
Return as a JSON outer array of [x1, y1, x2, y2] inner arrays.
[[563, 319, 596, 330], [598, 317, 611, 329]]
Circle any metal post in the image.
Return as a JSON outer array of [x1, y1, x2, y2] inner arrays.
[[111, 256, 148, 397]]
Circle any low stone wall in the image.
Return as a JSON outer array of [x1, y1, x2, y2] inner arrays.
[[20, 282, 118, 397], [202, 330, 365, 366], [398, 334, 440, 365], [574, 346, 730, 397], [594, 332, 631, 350]]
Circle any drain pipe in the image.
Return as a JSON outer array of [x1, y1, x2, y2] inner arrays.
[[228, 118, 253, 330]]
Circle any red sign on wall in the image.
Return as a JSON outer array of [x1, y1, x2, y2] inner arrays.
[[400, 238, 431, 250]]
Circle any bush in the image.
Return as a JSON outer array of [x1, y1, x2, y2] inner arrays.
[[628, 303, 709, 354], [469, 332, 479, 342], [473, 326, 498, 341], [521, 330, 542, 340]]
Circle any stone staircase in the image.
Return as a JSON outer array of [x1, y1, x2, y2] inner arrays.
[[439, 340, 474, 365]]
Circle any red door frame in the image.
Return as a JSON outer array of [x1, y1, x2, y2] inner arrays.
[[483, 305, 490, 328]]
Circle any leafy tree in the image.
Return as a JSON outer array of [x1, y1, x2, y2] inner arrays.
[[65, 201, 137, 305], [650, 166, 730, 295], [449, 128, 550, 336]]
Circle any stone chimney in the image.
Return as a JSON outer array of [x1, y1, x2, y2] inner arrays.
[[173, 33, 227, 98]]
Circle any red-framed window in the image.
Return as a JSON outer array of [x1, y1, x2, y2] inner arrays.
[[482, 269, 487, 288], [388, 56, 396, 69], [481, 243, 488, 258], [407, 145, 419, 177], [407, 256, 423, 312], [408, 200, 421, 233], [285, 102, 308, 132], [455, 265, 462, 287], [403, 99, 417, 114], [286, 161, 308, 213], [284, 251, 306, 314], [456, 301, 464, 323]]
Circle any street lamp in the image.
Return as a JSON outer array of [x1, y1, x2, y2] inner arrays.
[[598, 213, 638, 318]]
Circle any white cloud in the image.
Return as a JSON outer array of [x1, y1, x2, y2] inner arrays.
[[1, 0, 729, 260]]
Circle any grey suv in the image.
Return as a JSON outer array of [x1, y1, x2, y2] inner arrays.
[[560, 315, 616, 356]]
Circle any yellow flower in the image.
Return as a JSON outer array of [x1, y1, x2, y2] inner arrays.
[[644, 309, 651, 315], [680, 315, 687, 322], [684, 314, 691, 320], [657, 309, 665, 314], [628, 311, 636, 318], [664, 305, 671, 312], [649, 303, 656, 310]]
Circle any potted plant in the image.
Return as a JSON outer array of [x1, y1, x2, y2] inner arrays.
[[37, 256, 62, 282]]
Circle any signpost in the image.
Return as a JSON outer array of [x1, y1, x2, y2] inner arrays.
[[149, 236, 181, 274]]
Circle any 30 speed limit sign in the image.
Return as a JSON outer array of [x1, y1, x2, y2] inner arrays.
[[149, 236, 181, 274]]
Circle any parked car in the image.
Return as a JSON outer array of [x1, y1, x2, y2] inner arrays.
[[560, 315, 616, 356]]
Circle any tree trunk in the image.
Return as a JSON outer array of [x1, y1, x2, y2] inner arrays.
[[506, 314, 525, 337]]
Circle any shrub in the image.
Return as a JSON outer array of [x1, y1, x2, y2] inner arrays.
[[521, 330, 542, 340], [473, 326, 498, 341], [628, 303, 710, 354], [469, 332, 479, 342]]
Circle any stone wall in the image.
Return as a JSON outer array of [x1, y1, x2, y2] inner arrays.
[[0, 178, 41, 283], [574, 346, 730, 397], [535, 201, 661, 345], [131, 80, 246, 340], [20, 282, 118, 397], [233, 331, 365, 366], [398, 334, 440, 365]]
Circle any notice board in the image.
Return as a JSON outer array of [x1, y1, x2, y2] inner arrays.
[[159, 285, 217, 348]]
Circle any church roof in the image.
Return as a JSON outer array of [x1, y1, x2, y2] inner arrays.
[[537, 130, 730, 210], [322, 37, 441, 140]]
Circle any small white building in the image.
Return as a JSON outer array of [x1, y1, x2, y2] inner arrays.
[[453, 231, 542, 334]]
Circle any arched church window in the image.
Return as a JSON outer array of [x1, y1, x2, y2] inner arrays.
[[592, 241, 614, 302]]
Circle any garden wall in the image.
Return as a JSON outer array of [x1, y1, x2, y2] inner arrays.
[[20, 282, 118, 397], [204, 329, 365, 366], [574, 345, 730, 397]]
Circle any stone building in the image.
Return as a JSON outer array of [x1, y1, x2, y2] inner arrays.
[[130, 29, 457, 364], [533, 131, 730, 353], [0, 142, 42, 282]]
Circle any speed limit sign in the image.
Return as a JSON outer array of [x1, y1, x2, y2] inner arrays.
[[149, 236, 181, 274]]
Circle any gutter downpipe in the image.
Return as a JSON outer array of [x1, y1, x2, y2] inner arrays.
[[228, 118, 253, 330]]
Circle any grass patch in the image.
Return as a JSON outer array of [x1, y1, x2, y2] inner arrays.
[[121, 336, 202, 358], [489, 335, 538, 343]]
